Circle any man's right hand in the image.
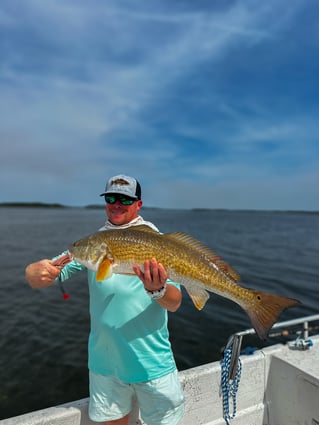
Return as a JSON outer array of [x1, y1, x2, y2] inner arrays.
[[25, 259, 62, 288]]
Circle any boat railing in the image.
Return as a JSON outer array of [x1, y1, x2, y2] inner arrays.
[[220, 314, 319, 425], [224, 313, 319, 379], [235, 313, 319, 339]]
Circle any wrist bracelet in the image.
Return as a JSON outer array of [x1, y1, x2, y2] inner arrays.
[[145, 284, 167, 300]]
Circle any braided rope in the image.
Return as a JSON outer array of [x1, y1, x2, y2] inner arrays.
[[220, 347, 242, 425]]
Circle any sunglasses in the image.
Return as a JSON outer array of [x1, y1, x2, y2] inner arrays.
[[104, 194, 136, 205]]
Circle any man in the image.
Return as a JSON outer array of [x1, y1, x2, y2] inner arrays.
[[25, 174, 185, 425]]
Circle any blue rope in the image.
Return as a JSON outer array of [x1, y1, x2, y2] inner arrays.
[[220, 347, 242, 425]]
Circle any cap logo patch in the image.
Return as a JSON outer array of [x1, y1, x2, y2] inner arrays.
[[111, 178, 130, 186]]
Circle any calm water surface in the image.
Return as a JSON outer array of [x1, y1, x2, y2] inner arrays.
[[0, 207, 318, 419]]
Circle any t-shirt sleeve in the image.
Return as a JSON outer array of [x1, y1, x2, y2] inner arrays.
[[52, 252, 86, 282]]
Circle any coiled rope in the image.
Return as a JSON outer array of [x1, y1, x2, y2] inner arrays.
[[220, 336, 242, 425]]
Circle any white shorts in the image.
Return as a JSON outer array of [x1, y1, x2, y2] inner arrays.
[[89, 370, 185, 424]]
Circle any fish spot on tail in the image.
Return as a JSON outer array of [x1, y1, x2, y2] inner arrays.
[[245, 289, 301, 340]]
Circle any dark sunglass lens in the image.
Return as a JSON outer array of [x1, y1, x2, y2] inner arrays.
[[119, 196, 134, 205], [105, 195, 135, 205], [105, 195, 116, 204]]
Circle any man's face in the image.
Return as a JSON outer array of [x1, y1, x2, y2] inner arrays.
[[106, 198, 143, 225]]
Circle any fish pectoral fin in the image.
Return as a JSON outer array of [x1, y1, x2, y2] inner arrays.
[[96, 258, 113, 281], [186, 287, 210, 310]]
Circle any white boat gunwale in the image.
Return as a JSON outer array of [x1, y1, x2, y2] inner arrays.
[[2, 314, 319, 425]]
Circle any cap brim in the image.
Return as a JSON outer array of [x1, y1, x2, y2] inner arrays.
[[99, 191, 138, 200]]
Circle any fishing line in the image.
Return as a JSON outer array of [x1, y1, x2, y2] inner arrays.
[[58, 281, 70, 300], [52, 254, 72, 301]]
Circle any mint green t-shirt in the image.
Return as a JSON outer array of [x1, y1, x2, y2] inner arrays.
[[58, 260, 179, 383]]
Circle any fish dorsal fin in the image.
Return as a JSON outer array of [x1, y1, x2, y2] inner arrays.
[[164, 232, 241, 282]]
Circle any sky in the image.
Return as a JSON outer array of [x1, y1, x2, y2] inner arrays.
[[1, 0, 319, 210]]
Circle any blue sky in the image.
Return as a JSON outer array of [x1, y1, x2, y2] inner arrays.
[[1, 0, 318, 210]]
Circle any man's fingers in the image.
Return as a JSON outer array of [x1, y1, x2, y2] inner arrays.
[[133, 259, 167, 292], [157, 262, 168, 283]]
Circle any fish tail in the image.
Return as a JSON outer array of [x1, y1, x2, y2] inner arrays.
[[244, 289, 301, 340]]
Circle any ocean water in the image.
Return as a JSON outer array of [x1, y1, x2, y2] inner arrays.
[[0, 207, 318, 419]]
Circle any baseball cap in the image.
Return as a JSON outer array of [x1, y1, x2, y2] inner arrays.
[[99, 174, 142, 200]]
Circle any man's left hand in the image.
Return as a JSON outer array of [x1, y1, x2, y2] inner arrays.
[[133, 258, 167, 292]]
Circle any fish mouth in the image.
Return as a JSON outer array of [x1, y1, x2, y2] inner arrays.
[[52, 253, 73, 268], [66, 250, 74, 260]]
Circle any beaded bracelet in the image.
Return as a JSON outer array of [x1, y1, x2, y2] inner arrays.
[[145, 284, 167, 300]]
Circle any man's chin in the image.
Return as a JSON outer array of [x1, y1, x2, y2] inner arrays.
[[109, 213, 126, 224]]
